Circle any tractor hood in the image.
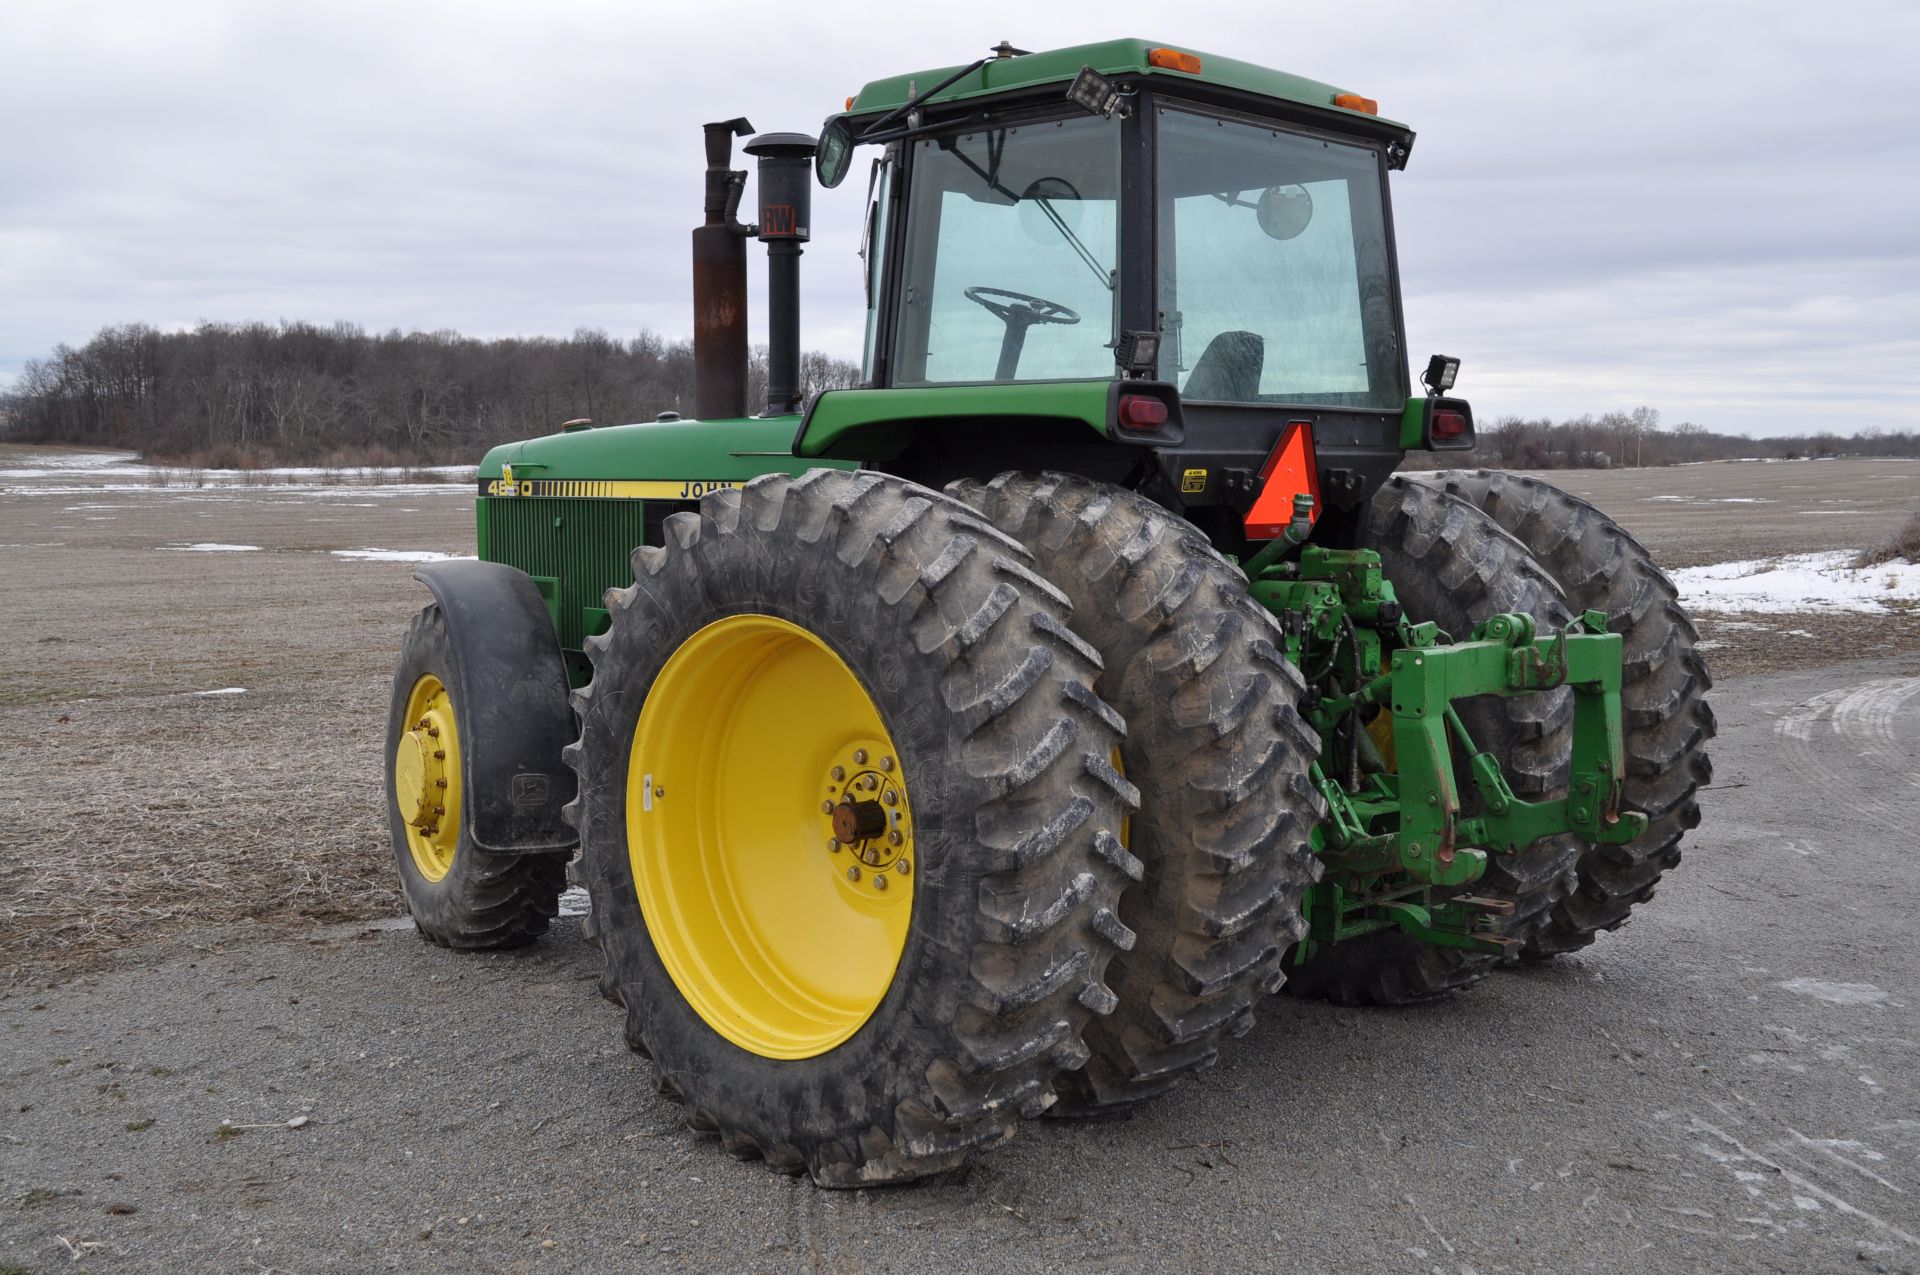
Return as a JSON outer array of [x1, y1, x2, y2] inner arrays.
[[476, 414, 850, 486]]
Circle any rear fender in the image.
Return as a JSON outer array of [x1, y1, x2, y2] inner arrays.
[[412, 560, 578, 855]]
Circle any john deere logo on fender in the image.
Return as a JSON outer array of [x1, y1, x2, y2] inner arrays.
[[481, 477, 746, 501]]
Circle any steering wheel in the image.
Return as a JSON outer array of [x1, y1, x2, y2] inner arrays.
[[963, 287, 1082, 380], [963, 287, 1082, 328]]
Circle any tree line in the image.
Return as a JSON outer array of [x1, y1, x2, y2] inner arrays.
[[1402, 406, 1920, 470], [5, 322, 1915, 468], [0, 322, 861, 466]]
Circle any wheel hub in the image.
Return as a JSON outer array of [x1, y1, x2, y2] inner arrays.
[[819, 745, 912, 886], [394, 673, 460, 882], [395, 712, 451, 832]]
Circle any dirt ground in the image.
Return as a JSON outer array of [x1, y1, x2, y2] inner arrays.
[[4, 654, 1917, 1273], [0, 447, 1913, 975]]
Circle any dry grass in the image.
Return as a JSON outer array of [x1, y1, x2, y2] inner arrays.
[[1, 685, 403, 975], [1853, 511, 1920, 568], [0, 477, 465, 978]]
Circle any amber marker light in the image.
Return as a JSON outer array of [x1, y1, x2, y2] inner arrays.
[[1147, 48, 1203, 73], [1333, 92, 1379, 115]]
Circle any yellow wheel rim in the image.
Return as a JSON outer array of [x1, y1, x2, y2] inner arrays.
[[395, 673, 462, 882], [629, 614, 915, 1060]]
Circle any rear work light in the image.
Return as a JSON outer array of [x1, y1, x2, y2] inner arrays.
[[1117, 394, 1169, 430]]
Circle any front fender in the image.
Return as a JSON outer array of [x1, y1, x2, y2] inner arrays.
[[413, 560, 578, 855]]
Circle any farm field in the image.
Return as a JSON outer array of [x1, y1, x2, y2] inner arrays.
[[2, 444, 1917, 1272]]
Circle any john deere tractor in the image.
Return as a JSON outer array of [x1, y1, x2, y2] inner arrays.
[[385, 39, 1714, 1186]]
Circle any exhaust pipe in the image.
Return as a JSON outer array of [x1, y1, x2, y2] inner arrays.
[[692, 118, 753, 422], [743, 132, 817, 418]]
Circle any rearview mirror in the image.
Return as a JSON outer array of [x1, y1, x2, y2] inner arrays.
[[816, 117, 854, 188], [1018, 177, 1082, 244], [1256, 184, 1313, 240]]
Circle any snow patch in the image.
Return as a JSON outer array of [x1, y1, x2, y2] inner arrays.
[[558, 887, 591, 918], [191, 687, 248, 697], [163, 542, 261, 552], [1670, 551, 1917, 614], [330, 548, 473, 563], [1779, 978, 1889, 1006]]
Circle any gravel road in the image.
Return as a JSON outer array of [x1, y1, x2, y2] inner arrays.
[[5, 655, 1917, 1274]]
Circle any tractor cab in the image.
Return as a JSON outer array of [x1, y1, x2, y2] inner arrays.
[[797, 39, 1471, 542]]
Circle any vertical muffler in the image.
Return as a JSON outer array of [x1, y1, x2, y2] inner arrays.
[[692, 117, 753, 422]]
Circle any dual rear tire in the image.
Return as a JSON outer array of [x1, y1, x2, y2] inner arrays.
[[565, 470, 1140, 1185]]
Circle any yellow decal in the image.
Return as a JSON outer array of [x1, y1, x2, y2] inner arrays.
[[1180, 468, 1208, 494], [481, 479, 747, 500]]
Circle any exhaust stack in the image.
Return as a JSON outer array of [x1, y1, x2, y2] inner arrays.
[[692, 118, 753, 422], [743, 132, 817, 418]]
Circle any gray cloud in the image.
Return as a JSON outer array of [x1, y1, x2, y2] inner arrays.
[[3, 0, 1913, 436]]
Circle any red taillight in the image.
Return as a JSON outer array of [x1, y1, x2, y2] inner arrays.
[[1431, 409, 1469, 441], [1118, 394, 1169, 430]]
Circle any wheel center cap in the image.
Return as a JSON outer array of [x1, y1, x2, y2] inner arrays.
[[396, 715, 448, 829], [832, 800, 887, 843]]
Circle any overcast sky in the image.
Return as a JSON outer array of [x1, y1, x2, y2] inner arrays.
[[4, 1, 1915, 436]]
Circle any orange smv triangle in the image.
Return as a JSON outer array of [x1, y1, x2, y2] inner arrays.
[[1244, 420, 1321, 540]]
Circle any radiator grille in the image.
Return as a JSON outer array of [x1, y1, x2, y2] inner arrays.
[[479, 497, 652, 650]]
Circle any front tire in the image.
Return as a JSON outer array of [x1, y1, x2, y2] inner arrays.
[[952, 472, 1322, 1114], [565, 470, 1138, 1186], [385, 605, 565, 948]]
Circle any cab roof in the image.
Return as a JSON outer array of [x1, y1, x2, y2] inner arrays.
[[842, 37, 1412, 143]]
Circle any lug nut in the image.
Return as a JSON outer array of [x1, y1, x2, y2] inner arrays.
[[820, 801, 834, 815], [872, 874, 888, 891], [433, 805, 444, 817], [879, 756, 894, 773], [846, 865, 861, 882], [887, 830, 902, 846], [883, 790, 897, 806], [896, 859, 910, 876], [435, 778, 448, 789], [831, 766, 845, 781], [853, 748, 868, 764], [828, 837, 840, 853], [433, 750, 445, 760]]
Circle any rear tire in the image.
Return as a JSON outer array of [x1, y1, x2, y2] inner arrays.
[[952, 472, 1323, 1114], [386, 605, 565, 949], [1427, 470, 1715, 954], [565, 469, 1138, 1185], [1286, 478, 1579, 1005]]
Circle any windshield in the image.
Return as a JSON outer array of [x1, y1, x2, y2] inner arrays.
[[1157, 108, 1402, 408], [892, 115, 1120, 385]]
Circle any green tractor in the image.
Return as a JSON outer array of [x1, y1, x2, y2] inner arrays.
[[385, 38, 1714, 1186]]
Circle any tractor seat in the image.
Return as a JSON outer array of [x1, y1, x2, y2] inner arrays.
[[1184, 330, 1265, 402]]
